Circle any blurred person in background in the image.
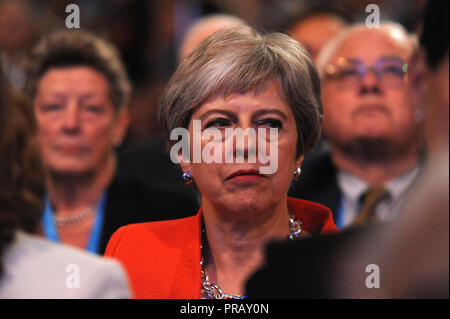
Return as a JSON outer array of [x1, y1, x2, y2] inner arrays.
[[105, 26, 337, 299], [246, 0, 447, 299], [0, 70, 130, 298], [178, 14, 247, 62], [287, 7, 348, 63], [289, 23, 424, 229], [0, 0, 38, 91], [24, 30, 198, 255]]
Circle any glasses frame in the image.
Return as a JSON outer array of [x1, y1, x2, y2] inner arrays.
[[324, 56, 409, 89]]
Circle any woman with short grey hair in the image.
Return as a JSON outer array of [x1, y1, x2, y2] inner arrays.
[[106, 26, 337, 299]]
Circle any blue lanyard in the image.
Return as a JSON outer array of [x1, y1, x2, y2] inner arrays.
[[336, 200, 344, 229], [42, 193, 107, 254]]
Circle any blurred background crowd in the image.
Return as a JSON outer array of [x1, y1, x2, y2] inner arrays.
[[0, 0, 428, 146], [0, 0, 447, 299]]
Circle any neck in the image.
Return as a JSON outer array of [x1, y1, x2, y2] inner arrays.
[[46, 156, 115, 213], [332, 147, 419, 185], [201, 197, 290, 295]]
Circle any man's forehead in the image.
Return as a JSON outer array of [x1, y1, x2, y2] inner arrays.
[[330, 28, 413, 63]]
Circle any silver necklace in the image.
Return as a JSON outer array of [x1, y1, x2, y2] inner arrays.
[[54, 206, 97, 227], [200, 212, 303, 299]]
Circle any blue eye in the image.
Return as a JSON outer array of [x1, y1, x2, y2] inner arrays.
[[340, 68, 359, 78], [85, 105, 104, 114], [383, 65, 404, 76], [205, 118, 232, 129], [43, 104, 62, 112], [258, 119, 282, 129]]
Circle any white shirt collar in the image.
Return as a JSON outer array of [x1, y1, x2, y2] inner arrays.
[[337, 165, 421, 202]]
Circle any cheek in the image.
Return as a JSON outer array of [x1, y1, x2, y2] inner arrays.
[[35, 120, 56, 151], [270, 138, 298, 188], [90, 126, 116, 153], [387, 92, 414, 122], [322, 90, 352, 122]]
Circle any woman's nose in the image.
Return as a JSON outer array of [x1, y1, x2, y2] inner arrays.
[[62, 102, 81, 132]]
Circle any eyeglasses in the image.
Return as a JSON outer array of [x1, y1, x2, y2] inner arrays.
[[324, 57, 408, 89]]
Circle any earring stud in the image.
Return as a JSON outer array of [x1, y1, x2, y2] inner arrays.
[[183, 172, 194, 185], [293, 167, 302, 180]]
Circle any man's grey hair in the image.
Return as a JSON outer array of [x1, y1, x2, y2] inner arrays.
[[159, 25, 322, 158]]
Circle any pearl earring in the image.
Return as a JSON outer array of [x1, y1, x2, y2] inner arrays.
[[293, 167, 302, 180]]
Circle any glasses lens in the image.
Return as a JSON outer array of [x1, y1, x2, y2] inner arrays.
[[333, 60, 361, 88], [377, 58, 407, 88]]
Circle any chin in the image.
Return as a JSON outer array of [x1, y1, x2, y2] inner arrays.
[[228, 191, 278, 215], [47, 163, 97, 179]]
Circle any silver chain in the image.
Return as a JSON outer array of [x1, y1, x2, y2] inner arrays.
[[54, 206, 97, 227], [200, 212, 303, 299]]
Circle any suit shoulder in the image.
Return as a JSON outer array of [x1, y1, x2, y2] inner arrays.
[[119, 214, 200, 235]]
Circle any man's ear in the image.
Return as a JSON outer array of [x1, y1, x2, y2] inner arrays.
[[408, 49, 428, 123]]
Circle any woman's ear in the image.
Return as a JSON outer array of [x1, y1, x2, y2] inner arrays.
[[295, 155, 305, 169], [176, 150, 192, 175]]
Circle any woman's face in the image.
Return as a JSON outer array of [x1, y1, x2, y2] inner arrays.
[[181, 82, 302, 216], [34, 66, 129, 177]]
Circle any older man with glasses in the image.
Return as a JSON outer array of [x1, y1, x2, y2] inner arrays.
[[288, 23, 424, 229]]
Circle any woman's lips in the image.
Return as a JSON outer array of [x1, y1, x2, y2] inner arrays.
[[57, 144, 86, 155], [226, 169, 266, 182]]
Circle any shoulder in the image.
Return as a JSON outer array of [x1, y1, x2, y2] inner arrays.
[[105, 214, 200, 257], [0, 231, 131, 299], [287, 197, 339, 235], [104, 214, 202, 299]]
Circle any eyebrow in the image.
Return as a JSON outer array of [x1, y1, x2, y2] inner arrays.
[[253, 109, 288, 120], [198, 108, 288, 121], [343, 55, 405, 63], [199, 109, 237, 121]]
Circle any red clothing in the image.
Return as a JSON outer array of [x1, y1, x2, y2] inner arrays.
[[104, 197, 338, 299]]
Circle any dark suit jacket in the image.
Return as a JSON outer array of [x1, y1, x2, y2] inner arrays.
[[99, 139, 200, 254], [99, 168, 200, 255], [288, 147, 341, 224], [245, 225, 384, 299]]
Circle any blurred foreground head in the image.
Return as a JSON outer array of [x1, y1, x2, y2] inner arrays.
[[409, 0, 449, 157], [0, 71, 43, 274]]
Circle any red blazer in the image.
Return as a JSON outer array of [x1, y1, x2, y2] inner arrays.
[[105, 197, 338, 299]]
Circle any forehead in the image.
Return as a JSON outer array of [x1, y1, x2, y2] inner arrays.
[[196, 82, 291, 115], [37, 66, 110, 96], [330, 28, 414, 64]]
